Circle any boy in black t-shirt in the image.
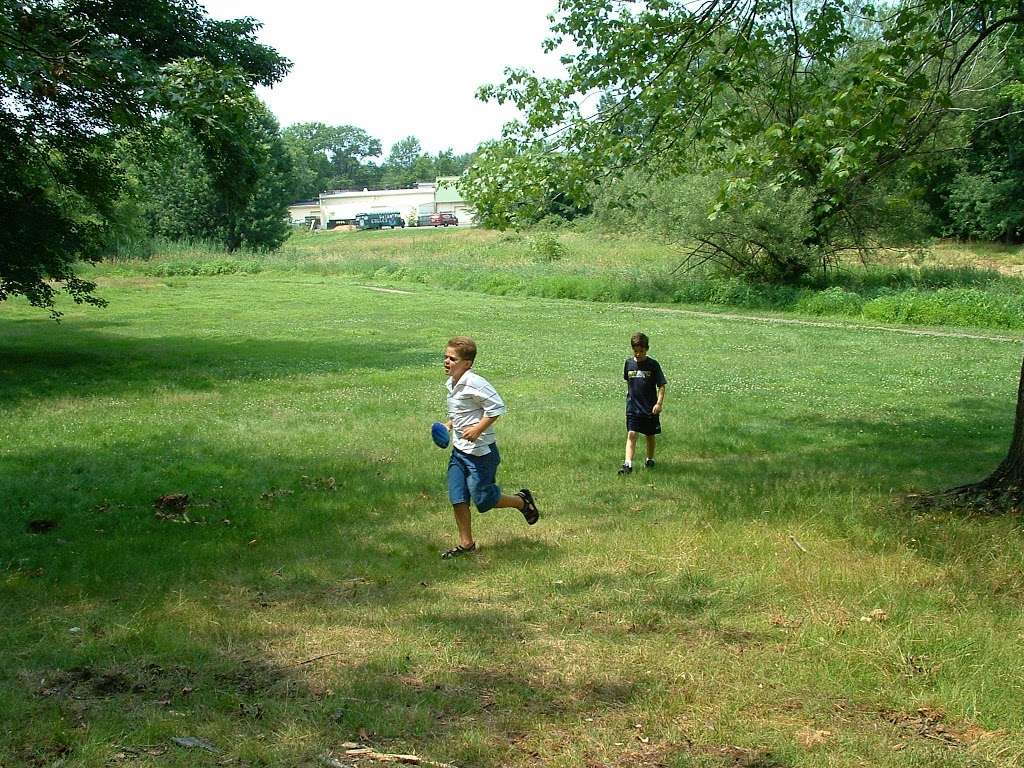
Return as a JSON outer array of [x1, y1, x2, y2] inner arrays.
[[620, 332, 666, 475]]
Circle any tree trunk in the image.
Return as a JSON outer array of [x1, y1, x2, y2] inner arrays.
[[947, 353, 1024, 506]]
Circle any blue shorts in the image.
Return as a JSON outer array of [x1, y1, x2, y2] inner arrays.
[[627, 413, 661, 435], [447, 444, 502, 512]]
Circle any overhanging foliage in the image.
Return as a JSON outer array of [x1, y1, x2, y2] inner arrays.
[[472, 0, 1024, 280], [0, 0, 289, 314]]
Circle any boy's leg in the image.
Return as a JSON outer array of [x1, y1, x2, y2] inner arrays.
[[645, 434, 656, 461], [494, 494, 525, 511], [466, 447, 502, 512], [447, 453, 475, 550], [495, 490, 539, 524], [624, 431, 638, 463], [468, 447, 537, 523], [452, 502, 474, 548]]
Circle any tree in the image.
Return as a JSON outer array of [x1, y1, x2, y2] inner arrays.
[[159, 61, 293, 251], [434, 149, 474, 178], [119, 124, 220, 245], [123, 104, 292, 252], [478, 0, 1024, 279], [943, 36, 1024, 243], [460, 139, 592, 227], [0, 0, 288, 314], [373, 138, 477, 191], [382, 136, 424, 188], [478, 0, 1024, 505], [282, 122, 382, 195]]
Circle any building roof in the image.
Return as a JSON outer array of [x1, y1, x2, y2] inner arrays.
[[319, 187, 437, 201]]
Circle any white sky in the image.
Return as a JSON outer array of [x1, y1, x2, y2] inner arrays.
[[200, 0, 569, 157]]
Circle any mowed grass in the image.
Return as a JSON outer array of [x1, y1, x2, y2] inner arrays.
[[2, 273, 1024, 767]]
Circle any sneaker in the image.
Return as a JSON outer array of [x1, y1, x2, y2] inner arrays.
[[517, 488, 539, 525], [645, 459, 656, 468], [618, 464, 632, 475]]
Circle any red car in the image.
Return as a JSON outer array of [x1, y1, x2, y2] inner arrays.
[[429, 212, 459, 227]]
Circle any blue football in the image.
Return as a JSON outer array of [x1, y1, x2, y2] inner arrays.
[[430, 421, 450, 449]]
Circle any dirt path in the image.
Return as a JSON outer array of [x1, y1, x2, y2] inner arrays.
[[632, 304, 1023, 343], [354, 282, 1022, 344]]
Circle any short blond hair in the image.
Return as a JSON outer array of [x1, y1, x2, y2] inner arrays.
[[446, 336, 477, 362]]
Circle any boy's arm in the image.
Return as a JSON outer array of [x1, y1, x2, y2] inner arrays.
[[461, 414, 499, 442], [652, 384, 666, 415]]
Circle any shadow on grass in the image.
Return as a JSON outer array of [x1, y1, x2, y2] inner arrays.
[[0, 433, 559, 595], [0, 318, 434, 406], [596, 395, 1011, 507], [0, 429, 568, 766], [1, 315, 1017, 765], [6, 636, 666, 768], [575, 395, 1022, 581]]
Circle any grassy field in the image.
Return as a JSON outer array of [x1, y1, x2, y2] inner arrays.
[[2, 261, 1024, 766], [92, 228, 1024, 332], [104, 225, 1024, 277]]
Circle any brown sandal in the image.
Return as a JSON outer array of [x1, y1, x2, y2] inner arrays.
[[441, 543, 477, 559], [517, 489, 539, 525]]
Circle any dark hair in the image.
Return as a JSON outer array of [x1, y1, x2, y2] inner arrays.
[[630, 332, 649, 349], [446, 336, 477, 362]]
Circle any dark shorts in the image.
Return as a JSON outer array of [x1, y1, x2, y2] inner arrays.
[[627, 413, 661, 435], [447, 444, 502, 512]]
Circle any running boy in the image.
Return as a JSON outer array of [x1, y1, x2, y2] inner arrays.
[[440, 336, 539, 559], [619, 332, 666, 475]]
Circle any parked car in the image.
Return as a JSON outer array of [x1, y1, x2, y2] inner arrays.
[[355, 211, 405, 230], [430, 212, 458, 227]]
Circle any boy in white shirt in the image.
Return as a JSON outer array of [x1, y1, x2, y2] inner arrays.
[[440, 336, 539, 559]]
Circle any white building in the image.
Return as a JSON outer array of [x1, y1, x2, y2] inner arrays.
[[288, 200, 321, 226], [287, 179, 476, 229], [319, 184, 436, 228]]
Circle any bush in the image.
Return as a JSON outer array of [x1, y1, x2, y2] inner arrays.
[[146, 259, 263, 277], [794, 287, 865, 316], [863, 288, 1024, 329], [946, 171, 1024, 242], [645, 173, 820, 283], [530, 233, 566, 263]]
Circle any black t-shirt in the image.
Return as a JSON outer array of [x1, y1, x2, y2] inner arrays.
[[623, 357, 666, 416]]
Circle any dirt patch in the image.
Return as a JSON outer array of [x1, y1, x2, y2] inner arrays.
[[11, 740, 73, 768], [91, 670, 134, 695], [93, 277, 173, 289], [154, 493, 190, 521], [25, 519, 58, 534], [215, 660, 290, 695], [707, 745, 788, 767], [35, 662, 195, 701], [884, 706, 996, 749], [794, 726, 831, 749]]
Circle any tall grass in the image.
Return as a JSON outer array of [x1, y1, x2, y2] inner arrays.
[[86, 228, 1024, 331]]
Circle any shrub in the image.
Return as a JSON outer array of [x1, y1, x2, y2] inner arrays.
[[794, 287, 865, 316], [946, 171, 1024, 242], [863, 288, 1024, 328], [646, 173, 820, 284], [530, 233, 566, 263], [146, 259, 262, 277]]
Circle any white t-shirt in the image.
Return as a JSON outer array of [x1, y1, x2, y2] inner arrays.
[[446, 369, 506, 456]]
